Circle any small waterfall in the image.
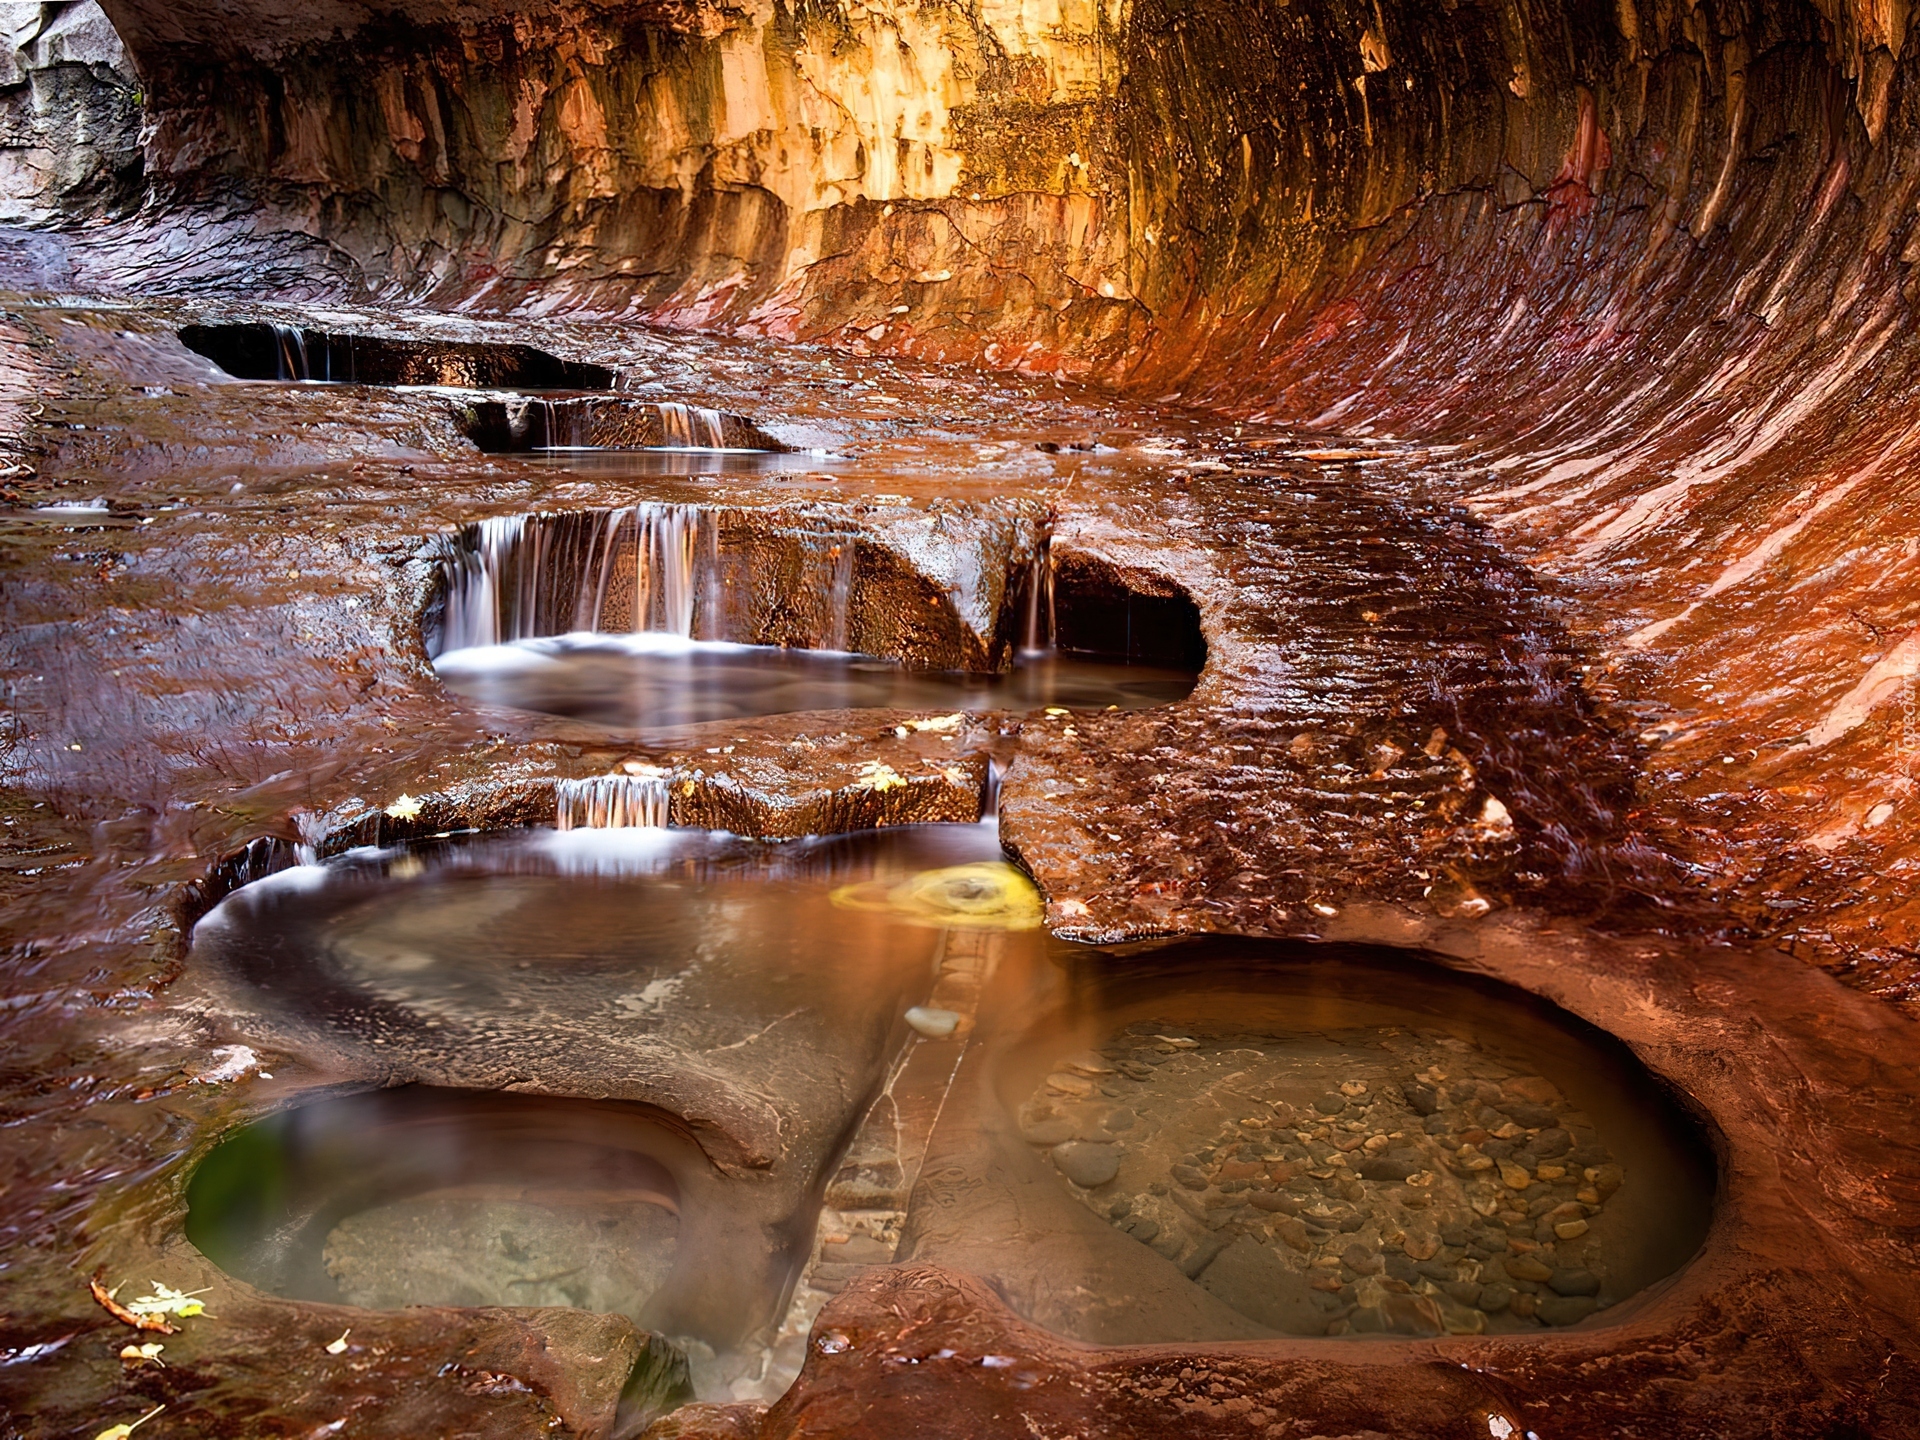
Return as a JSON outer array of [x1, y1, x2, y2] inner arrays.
[[439, 514, 527, 650], [657, 402, 730, 449], [293, 810, 327, 867], [273, 324, 310, 381], [435, 505, 711, 653], [633, 502, 702, 637], [1020, 538, 1056, 655], [825, 540, 854, 651], [980, 760, 1004, 823], [557, 774, 672, 830], [561, 399, 590, 449]]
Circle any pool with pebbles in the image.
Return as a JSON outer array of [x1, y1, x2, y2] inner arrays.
[[998, 945, 1713, 1340]]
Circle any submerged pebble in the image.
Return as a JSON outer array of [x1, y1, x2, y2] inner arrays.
[[1052, 1141, 1122, 1188], [905, 1006, 960, 1038]]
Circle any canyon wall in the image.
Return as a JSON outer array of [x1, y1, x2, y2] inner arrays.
[[38, 0, 1920, 1008], [0, 2, 141, 221]]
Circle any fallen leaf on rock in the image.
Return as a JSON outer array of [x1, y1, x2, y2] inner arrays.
[[383, 794, 423, 820], [853, 761, 906, 792], [87, 1279, 175, 1335], [324, 1328, 351, 1355], [126, 1282, 210, 1320]]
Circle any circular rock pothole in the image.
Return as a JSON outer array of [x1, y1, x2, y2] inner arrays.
[[929, 940, 1716, 1343]]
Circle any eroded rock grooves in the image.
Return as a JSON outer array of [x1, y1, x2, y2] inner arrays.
[[1, 0, 1919, 1435]]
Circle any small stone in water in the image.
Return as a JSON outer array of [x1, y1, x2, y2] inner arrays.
[[1053, 1142, 1121, 1188], [1548, 1267, 1601, 1296], [1504, 1103, 1558, 1129], [1476, 1284, 1513, 1313], [1047, 1072, 1097, 1097], [1502, 1076, 1562, 1105], [1532, 1127, 1572, 1157], [1171, 1164, 1209, 1190], [1536, 1294, 1599, 1326], [905, 1006, 960, 1038], [1340, 1243, 1384, 1275], [1019, 1114, 1077, 1145], [1503, 1254, 1553, 1283], [1060, 1050, 1116, 1076], [1275, 1219, 1312, 1252]]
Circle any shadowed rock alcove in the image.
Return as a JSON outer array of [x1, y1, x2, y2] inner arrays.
[[179, 322, 617, 389]]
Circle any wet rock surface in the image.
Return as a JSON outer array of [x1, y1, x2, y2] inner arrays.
[[0, 300, 1916, 1438]]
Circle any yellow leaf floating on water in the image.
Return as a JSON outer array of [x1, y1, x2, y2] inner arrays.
[[94, 1404, 165, 1440], [831, 862, 1042, 931], [384, 794, 423, 821], [119, 1342, 165, 1366], [904, 713, 965, 733]]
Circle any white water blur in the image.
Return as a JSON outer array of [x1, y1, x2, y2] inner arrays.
[[498, 397, 753, 451], [634, 503, 702, 637], [657, 401, 729, 449], [1020, 536, 1055, 656], [556, 774, 673, 830], [272, 323, 310, 380], [436, 504, 711, 651]]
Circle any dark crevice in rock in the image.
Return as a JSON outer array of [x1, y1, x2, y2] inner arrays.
[[458, 396, 786, 454], [1044, 550, 1208, 673], [178, 322, 617, 389]]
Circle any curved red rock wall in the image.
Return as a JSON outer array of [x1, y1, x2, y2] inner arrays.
[[89, 0, 1920, 1007]]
